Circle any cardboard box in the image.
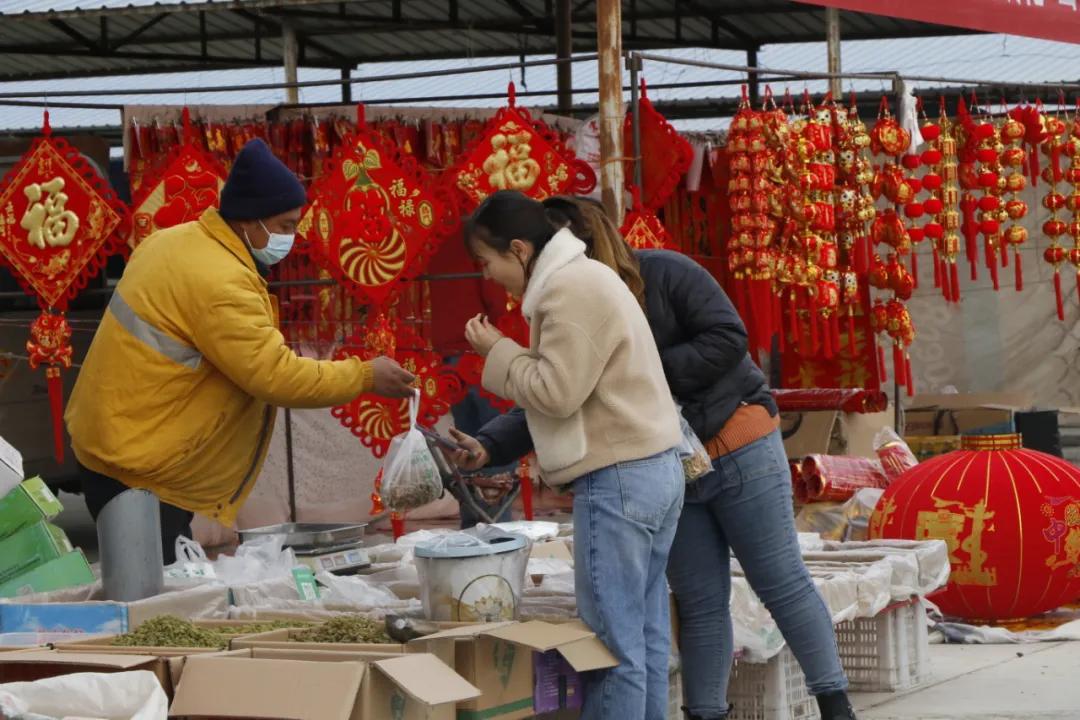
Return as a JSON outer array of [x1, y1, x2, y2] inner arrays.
[[0, 476, 62, 539], [417, 621, 617, 720], [904, 435, 963, 462], [231, 626, 456, 668], [904, 393, 1028, 438], [0, 521, 73, 584], [0, 648, 182, 695], [169, 648, 480, 720], [0, 549, 94, 598], [780, 409, 892, 459], [52, 618, 319, 653], [0, 435, 24, 500]]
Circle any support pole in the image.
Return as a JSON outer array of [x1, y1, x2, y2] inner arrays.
[[282, 24, 299, 104], [596, 0, 625, 223], [826, 7, 842, 100], [340, 67, 352, 103], [747, 46, 760, 105], [628, 52, 643, 192], [285, 407, 297, 522], [556, 0, 573, 115]]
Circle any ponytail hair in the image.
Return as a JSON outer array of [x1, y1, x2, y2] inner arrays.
[[542, 195, 646, 309]]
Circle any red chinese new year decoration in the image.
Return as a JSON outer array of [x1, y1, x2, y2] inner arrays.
[[449, 83, 594, 211], [0, 112, 129, 461], [331, 315, 452, 457], [625, 79, 694, 211], [129, 108, 227, 248], [305, 105, 454, 308], [621, 187, 675, 250], [870, 434, 1080, 622]]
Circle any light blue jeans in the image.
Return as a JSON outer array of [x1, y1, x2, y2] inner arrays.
[[573, 449, 684, 720], [666, 429, 847, 716]]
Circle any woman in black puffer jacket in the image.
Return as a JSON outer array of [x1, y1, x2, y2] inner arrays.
[[448, 197, 855, 720]]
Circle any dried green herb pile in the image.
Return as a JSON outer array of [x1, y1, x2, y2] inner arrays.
[[111, 616, 227, 649], [291, 615, 390, 644]]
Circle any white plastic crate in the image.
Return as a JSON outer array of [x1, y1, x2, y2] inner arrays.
[[835, 596, 930, 692], [727, 646, 820, 720]]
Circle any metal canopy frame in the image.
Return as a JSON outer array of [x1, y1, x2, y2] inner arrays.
[[0, 0, 982, 83]]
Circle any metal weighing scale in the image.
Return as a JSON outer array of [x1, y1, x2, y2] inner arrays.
[[238, 522, 372, 575]]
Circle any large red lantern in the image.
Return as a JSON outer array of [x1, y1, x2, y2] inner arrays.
[[870, 434, 1080, 621]]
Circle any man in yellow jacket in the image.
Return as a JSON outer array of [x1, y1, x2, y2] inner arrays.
[[66, 139, 415, 562]]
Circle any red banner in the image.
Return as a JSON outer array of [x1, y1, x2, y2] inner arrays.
[[800, 0, 1080, 45]]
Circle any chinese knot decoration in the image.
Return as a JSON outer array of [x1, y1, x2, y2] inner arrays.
[[870, 434, 1080, 622], [304, 105, 455, 308], [449, 83, 595, 211], [330, 314, 453, 457], [129, 107, 226, 248], [0, 112, 129, 461], [624, 79, 694, 211], [621, 186, 676, 250]]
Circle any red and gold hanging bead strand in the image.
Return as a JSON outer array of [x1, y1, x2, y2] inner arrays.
[[1042, 101, 1069, 320], [1067, 99, 1080, 306], [939, 103, 963, 303], [834, 94, 875, 354], [955, 96, 983, 281], [999, 106, 1030, 290]]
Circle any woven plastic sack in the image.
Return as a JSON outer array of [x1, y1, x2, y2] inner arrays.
[[381, 392, 443, 512]]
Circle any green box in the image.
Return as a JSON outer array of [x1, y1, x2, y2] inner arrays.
[[0, 477, 63, 540], [0, 550, 94, 598], [0, 522, 73, 585]]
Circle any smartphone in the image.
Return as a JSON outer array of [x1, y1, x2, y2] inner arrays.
[[418, 426, 467, 453]]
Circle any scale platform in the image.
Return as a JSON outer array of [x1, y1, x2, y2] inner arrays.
[[292, 540, 372, 575]]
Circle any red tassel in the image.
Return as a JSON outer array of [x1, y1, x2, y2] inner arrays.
[[1014, 252, 1023, 292], [775, 292, 785, 353], [905, 355, 915, 397], [911, 251, 919, 289], [950, 262, 961, 303], [822, 316, 833, 359], [932, 246, 942, 289], [1001, 244, 1008, 268], [893, 343, 907, 387], [790, 294, 801, 348], [877, 343, 888, 382], [809, 308, 820, 356], [46, 367, 64, 464], [988, 247, 1000, 291], [1054, 271, 1065, 321], [391, 512, 406, 540], [831, 315, 841, 357], [847, 311, 856, 356], [854, 235, 869, 274]]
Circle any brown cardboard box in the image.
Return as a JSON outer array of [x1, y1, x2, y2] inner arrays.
[[231, 626, 456, 668], [52, 618, 319, 653], [780, 409, 892, 459], [169, 648, 480, 720], [0, 648, 182, 695], [414, 621, 617, 720]]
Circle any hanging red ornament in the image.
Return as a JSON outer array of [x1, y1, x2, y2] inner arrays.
[[450, 83, 595, 212], [129, 107, 227, 249], [304, 105, 454, 308], [624, 79, 695, 211], [0, 112, 130, 461]]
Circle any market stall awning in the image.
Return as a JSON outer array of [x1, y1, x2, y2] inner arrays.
[[0, 0, 978, 82], [801, 0, 1080, 45]]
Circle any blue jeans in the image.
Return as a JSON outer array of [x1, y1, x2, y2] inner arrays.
[[573, 449, 684, 720], [666, 429, 846, 716]]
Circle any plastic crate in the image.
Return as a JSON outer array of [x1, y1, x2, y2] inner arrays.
[[727, 646, 820, 720], [835, 597, 930, 692]]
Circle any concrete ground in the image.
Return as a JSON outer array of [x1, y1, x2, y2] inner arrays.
[[852, 642, 1080, 719]]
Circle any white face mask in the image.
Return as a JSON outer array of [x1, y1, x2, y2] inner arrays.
[[246, 220, 294, 265]]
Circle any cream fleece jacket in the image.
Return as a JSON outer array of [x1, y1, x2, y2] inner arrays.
[[482, 228, 680, 486]]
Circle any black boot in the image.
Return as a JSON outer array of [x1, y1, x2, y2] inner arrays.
[[817, 690, 857, 719], [682, 706, 728, 720]]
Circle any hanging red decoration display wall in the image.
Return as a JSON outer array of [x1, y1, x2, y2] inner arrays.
[[621, 187, 676, 250], [129, 108, 227, 249], [0, 113, 129, 461], [304, 106, 455, 309], [449, 83, 595, 211], [870, 434, 1080, 622], [624, 79, 695, 211]]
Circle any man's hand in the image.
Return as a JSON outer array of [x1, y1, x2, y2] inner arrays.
[[370, 356, 416, 398], [445, 428, 490, 471]]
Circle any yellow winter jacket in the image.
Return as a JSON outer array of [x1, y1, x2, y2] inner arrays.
[[65, 208, 374, 525]]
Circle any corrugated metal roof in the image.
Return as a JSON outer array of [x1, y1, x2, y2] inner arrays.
[[1, 35, 1076, 134]]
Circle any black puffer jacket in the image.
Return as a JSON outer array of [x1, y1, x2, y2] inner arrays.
[[476, 249, 777, 465]]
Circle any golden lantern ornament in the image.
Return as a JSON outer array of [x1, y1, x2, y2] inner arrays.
[[998, 111, 1029, 290], [1042, 109, 1069, 319]]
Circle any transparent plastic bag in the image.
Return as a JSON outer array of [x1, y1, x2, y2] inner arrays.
[[874, 426, 919, 480], [381, 392, 444, 512], [675, 402, 712, 482]]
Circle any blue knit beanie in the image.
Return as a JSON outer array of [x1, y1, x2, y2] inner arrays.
[[219, 139, 307, 221]]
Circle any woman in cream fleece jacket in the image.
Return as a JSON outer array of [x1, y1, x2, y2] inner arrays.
[[463, 190, 683, 720]]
